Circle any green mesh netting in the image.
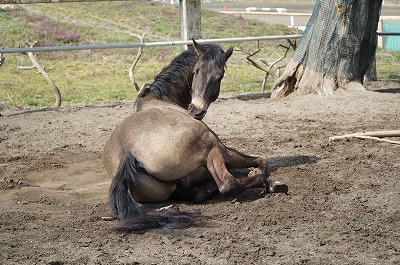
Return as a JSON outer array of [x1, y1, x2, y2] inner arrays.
[[384, 21, 400, 51], [291, 0, 383, 81]]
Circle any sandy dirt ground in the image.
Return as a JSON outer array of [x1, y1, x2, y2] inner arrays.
[[1, 81, 399, 264]]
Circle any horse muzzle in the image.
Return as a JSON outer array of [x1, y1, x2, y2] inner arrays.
[[188, 104, 207, 120]]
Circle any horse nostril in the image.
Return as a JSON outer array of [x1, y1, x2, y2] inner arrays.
[[193, 109, 206, 119], [189, 107, 206, 119], [196, 110, 205, 116]]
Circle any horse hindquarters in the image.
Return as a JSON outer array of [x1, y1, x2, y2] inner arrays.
[[109, 152, 200, 232], [109, 151, 177, 216]]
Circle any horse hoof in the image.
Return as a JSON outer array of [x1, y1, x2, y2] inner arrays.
[[248, 168, 263, 177], [269, 181, 288, 194]]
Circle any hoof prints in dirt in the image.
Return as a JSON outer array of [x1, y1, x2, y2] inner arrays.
[[0, 177, 30, 190], [1, 82, 400, 264]]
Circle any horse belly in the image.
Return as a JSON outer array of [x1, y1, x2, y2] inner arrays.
[[127, 110, 214, 181]]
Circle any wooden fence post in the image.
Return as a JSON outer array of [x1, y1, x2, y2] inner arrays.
[[180, 0, 202, 49]]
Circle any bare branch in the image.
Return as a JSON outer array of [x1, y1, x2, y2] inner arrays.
[[329, 130, 400, 143], [22, 41, 62, 108], [239, 41, 276, 76], [129, 33, 146, 92], [260, 44, 291, 72], [353, 136, 400, 145], [7, 93, 21, 109], [139, 82, 151, 93], [0, 53, 4, 68], [238, 40, 296, 93], [286, 38, 297, 50], [18, 65, 36, 70]]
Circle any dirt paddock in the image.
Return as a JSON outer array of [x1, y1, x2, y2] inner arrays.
[[1, 81, 399, 264]]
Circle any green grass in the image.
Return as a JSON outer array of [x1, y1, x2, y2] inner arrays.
[[0, 2, 292, 107], [0, 2, 398, 107], [376, 49, 400, 80]]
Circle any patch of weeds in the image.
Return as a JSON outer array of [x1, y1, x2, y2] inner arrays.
[[109, 91, 127, 101], [388, 73, 400, 79], [25, 99, 43, 107], [155, 25, 168, 33], [34, 19, 81, 46]]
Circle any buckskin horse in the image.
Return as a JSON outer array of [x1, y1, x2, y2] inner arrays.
[[103, 40, 286, 232]]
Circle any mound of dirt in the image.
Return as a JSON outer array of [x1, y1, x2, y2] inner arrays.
[[1, 81, 399, 264]]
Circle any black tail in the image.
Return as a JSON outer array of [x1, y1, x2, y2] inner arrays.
[[109, 152, 206, 233], [113, 208, 206, 233], [109, 151, 144, 221]]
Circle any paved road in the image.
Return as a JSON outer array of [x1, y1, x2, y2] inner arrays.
[[205, 2, 400, 28], [205, 2, 400, 16]]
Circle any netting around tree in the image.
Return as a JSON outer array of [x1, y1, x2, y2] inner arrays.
[[273, 0, 383, 97], [294, 0, 382, 80]]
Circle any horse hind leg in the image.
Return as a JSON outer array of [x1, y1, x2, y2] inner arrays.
[[225, 146, 268, 175], [224, 146, 288, 194], [206, 147, 266, 194], [173, 167, 218, 203]]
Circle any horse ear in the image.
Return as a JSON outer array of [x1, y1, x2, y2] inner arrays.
[[225, 47, 234, 62], [192, 38, 204, 55]]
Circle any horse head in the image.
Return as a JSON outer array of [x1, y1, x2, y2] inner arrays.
[[188, 39, 233, 120]]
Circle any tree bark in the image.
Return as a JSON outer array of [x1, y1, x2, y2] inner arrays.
[[272, 0, 383, 98]]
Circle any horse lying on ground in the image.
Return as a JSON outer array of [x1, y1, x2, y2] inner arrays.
[[103, 39, 287, 232]]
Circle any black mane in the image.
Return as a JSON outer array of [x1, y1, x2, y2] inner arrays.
[[143, 44, 227, 109]]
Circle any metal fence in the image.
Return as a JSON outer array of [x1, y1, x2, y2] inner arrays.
[[0, 35, 302, 54]]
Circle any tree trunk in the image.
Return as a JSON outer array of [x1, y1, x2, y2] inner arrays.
[[272, 0, 383, 98]]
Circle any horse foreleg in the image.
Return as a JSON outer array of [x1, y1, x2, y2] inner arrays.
[[207, 147, 266, 194]]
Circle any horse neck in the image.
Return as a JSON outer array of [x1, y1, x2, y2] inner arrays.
[[148, 49, 198, 109]]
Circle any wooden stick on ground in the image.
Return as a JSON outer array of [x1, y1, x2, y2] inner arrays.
[[329, 130, 400, 145]]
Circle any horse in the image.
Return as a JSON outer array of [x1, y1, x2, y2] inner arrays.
[[103, 39, 287, 232]]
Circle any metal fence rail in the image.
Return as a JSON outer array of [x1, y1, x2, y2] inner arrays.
[[0, 35, 302, 54], [1, 0, 128, 4]]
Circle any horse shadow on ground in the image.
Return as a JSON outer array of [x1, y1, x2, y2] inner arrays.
[[369, 87, 400, 94], [266, 155, 319, 173], [219, 92, 271, 102], [141, 155, 319, 234], [225, 155, 319, 203], [148, 155, 319, 211], [367, 80, 400, 94]]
